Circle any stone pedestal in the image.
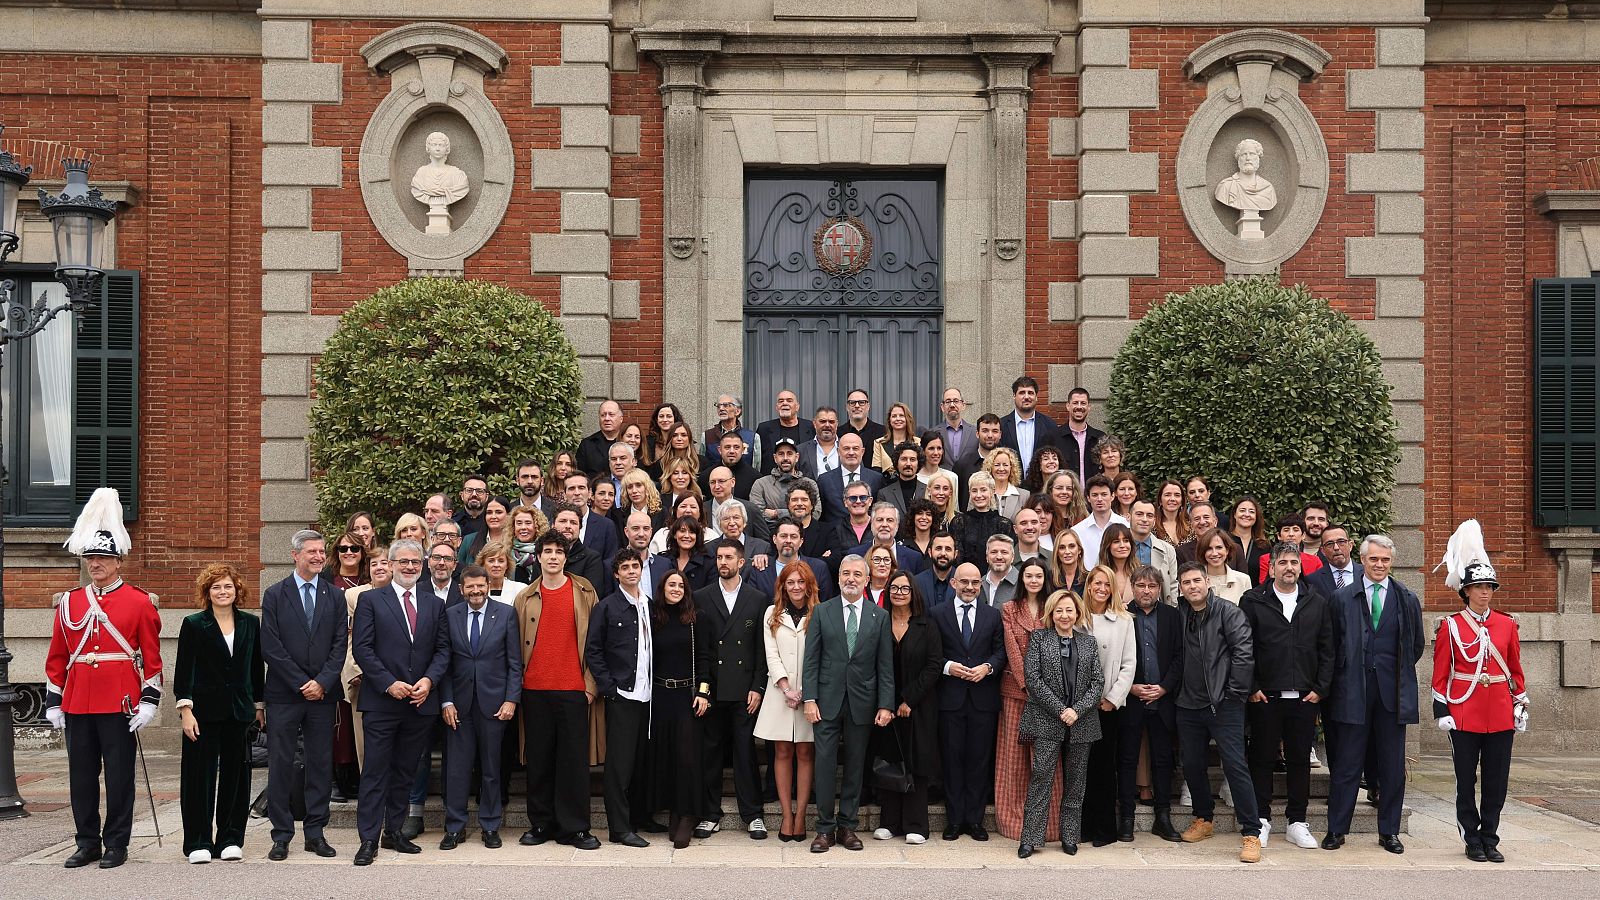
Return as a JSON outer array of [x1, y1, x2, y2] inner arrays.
[[425, 204, 452, 235], [1237, 208, 1263, 240]]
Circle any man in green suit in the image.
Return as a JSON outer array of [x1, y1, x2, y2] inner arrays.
[[803, 554, 895, 853]]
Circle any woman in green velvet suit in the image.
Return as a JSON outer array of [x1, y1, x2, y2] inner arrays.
[[175, 564, 265, 863]]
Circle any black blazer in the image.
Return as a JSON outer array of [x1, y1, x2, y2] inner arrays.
[[174, 609, 265, 723], [999, 411, 1062, 475], [585, 590, 650, 698], [420, 578, 465, 611], [1058, 422, 1105, 481], [259, 575, 347, 705], [351, 583, 452, 717], [750, 556, 835, 604], [579, 512, 619, 563], [880, 615, 944, 777], [565, 539, 607, 594], [440, 599, 523, 718], [816, 465, 884, 524], [932, 599, 1006, 713], [1306, 562, 1363, 603], [650, 552, 716, 594], [1125, 600, 1183, 717], [693, 579, 770, 702]]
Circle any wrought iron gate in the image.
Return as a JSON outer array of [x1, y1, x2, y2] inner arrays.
[[743, 175, 943, 423]]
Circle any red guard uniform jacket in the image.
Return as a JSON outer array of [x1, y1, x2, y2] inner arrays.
[[44, 581, 163, 714], [1430, 608, 1525, 734]]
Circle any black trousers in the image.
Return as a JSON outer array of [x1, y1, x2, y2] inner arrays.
[[1081, 706, 1121, 840], [878, 778, 930, 838], [180, 718, 253, 854], [265, 700, 335, 843], [357, 711, 433, 841], [522, 689, 591, 836], [1119, 699, 1176, 810], [602, 696, 651, 835], [1449, 729, 1514, 850], [65, 713, 136, 851], [1247, 696, 1319, 823], [1176, 700, 1259, 836], [701, 699, 761, 823], [938, 703, 998, 829], [1327, 706, 1408, 834]]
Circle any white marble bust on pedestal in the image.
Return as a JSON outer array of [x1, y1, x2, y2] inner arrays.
[[410, 131, 470, 235], [1214, 138, 1277, 240]]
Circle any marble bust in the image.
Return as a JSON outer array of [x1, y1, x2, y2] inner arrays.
[[410, 131, 470, 235], [1215, 138, 1276, 240]]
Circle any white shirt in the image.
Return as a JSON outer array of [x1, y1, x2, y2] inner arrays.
[[617, 588, 653, 703], [1361, 576, 1387, 624], [721, 578, 742, 615], [841, 596, 865, 635], [396, 585, 418, 642], [814, 441, 839, 475], [489, 579, 529, 606], [1073, 512, 1131, 570], [942, 600, 981, 675], [1272, 584, 1301, 699], [1013, 412, 1036, 473], [1327, 563, 1356, 590]]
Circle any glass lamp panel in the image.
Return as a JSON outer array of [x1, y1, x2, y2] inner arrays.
[[52, 210, 105, 271]]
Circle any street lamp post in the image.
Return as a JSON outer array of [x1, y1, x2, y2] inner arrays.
[[0, 124, 121, 820]]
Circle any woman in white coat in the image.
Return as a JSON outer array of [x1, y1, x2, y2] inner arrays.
[[1079, 565, 1139, 846], [754, 562, 819, 842]]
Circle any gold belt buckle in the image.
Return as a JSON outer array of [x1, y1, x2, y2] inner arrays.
[[82, 652, 98, 666], [1478, 672, 1493, 685]]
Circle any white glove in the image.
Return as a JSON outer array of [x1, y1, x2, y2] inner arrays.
[[45, 707, 65, 730], [1436, 715, 1456, 732], [1514, 706, 1529, 734], [127, 702, 157, 733]]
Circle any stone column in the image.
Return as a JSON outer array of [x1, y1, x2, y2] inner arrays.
[[978, 48, 1040, 406]]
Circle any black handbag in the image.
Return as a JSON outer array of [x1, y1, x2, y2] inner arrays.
[[870, 724, 915, 794]]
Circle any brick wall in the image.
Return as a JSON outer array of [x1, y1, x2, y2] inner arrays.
[[0, 53, 262, 608], [1026, 64, 1080, 418], [1422, 64, 1600, 612], [1127, 27, 1378, 318], [610, 59, 665, 422]]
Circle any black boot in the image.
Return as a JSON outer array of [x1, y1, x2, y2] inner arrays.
[[1152, 806, 1182, 843], [1118, 813, 1135, 842]]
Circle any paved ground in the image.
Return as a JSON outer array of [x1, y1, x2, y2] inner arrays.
[[3, 743, 1598, 898]]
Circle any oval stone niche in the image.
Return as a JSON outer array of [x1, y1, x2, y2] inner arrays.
[[392, 110, 485, 235], [1206, 115, 1297, 239]]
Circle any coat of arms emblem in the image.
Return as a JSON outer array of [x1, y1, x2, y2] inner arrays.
[[813, 216, 872, 275]]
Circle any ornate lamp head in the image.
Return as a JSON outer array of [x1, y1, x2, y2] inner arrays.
[[38, 158, 118, 309], [0, 124, 35, 264]]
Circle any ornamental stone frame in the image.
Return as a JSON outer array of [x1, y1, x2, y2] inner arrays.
[[358, 22, 513, 277], [1176, 29, 1332, 276]]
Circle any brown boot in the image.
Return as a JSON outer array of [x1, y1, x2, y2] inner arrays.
[[1181, 818, 1215, 843], [1240, 835, 1262, 863]]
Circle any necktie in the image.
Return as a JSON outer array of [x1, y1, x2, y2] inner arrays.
[[848, 471, 858, 484], [1334, 568, 1348, 589], [961, 604, 973, 646], [1368, 583, 1383, 630], [301, 582, 315, 626], [470, 609, 482, 654], [403, 589, 417, 636], [846, 602, 859, 655]]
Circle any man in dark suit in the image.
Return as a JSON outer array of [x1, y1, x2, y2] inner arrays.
[[817, 433, 883, 524], [795, 406, 841, 479], [563, 472, 619, 563], [846, 502, 928, 576], [350, 539, 452, 866], [421, 540, 464, 609], [1059, 387, 1105, 485], [755, 389, 816, 469], [551, 503, 606, 590], [1307, 524, 1362, 601], [802, 554, 895, 853], [692, 539, 771, 839], [937, 387, 981, 473], [438, 566, 522, 850], [837, 388, 886, 450], [1121, 566, 1184, 842], [1323, 534, 1423, 854], [511, 458, 560, 523], [931, 562, 1006, 840], [913, 532, 959, 608], [576, 399, 626, 477], [259, 529, 348, 861], [998, 375, 1061, 480], [750, 520, 835, 601]]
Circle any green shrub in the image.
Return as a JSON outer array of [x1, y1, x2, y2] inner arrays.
[[309, 278, 582, 533], [1104, 276, 1399, 536]]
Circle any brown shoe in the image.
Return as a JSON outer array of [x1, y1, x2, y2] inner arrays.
[[810, 832, 834, 853], [1181, 818, 1215, 843], [1240, 835, 1262, 863], [835, 828, 863, 851]]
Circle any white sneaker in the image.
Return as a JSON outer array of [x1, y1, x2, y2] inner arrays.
[[1219, 780, 1234, 808], [905, 833, 927, 845], [188, 849, 212, 864], [1258, 818, 1271, 848], [873, 828, 893, 841], [1286, 821, 1318, 849], [1179, 783, 1193, 808], [1309, 746, 1322, 768], [218, 845, 243, 861]]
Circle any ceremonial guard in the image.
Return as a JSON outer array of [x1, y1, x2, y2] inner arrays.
[[43, 489, 163, 869], [1432, 520, 1528, 863]]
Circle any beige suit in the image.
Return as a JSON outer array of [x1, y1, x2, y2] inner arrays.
[[1148, 536, 1180, 606], [754, 605, 813, 743], [342, 583, 372, 768]]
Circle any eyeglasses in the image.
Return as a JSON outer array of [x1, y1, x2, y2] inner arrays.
[[435, 532, 461, 540], [846, 496, 870, 504], [1324, 538, 1352, 547], [716, 401, 738, 409], [393, 559, 424, 567], [846, 399, 869, 406], [462, 487, 487, 495], [888, 585, 912, 595], [336, 545, 361, 553], [428, 554, 456, 563]]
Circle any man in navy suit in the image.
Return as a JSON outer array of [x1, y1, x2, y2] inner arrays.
[[1323, 534, 1423, 854], [816, 433, 883, 524], [751, 520, 835, 600], [937, 387, 981, 473], [932, 562, 1006, 840], [351, 539, 452, 866], [259, 529, 348, 861], [846, 502, 928, 575], [563, 472, 618, 562], [913, 532, 959, 608], [438, 566, 522, 851], [998, 376, 1061, 480], [1307, 524, 1362, 601]]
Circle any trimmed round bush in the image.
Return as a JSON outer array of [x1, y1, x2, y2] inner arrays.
[[309, 278, 582, 533], [1104, 276, 1399, 536]]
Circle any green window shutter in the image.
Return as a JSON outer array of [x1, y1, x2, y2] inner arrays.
[[1533, 277, 1598, 527], [73, 269, 139, 519]]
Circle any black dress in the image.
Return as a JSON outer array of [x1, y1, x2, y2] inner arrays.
[[647, 613, 706, 820]]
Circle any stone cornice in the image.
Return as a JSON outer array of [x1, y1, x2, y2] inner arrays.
[[635, 21, 1058, 60], [1183, 28, 1332, 83], [1534, 191, 1600, 218], [360, 21, 509, 76]]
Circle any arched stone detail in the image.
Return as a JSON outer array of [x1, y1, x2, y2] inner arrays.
[[1176, 29, 1331, 276], [357, 23, 513, 277]]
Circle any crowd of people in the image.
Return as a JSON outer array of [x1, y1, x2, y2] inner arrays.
[[41, 381, 1529, 869]]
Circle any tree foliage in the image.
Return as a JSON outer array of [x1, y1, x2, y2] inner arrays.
[[309, 278, 581, 533], [1104, 276, 1400, 536]]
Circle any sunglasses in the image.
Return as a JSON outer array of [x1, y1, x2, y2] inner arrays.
[[336, 545, 361, 553]]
